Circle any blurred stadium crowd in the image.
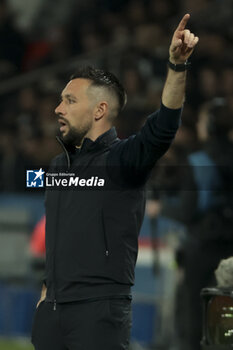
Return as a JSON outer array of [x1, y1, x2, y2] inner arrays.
[[0, 0, 232, 191], [0, 0, 233, 349]]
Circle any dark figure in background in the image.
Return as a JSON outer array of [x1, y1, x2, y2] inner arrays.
[[0, 0, 25, 76], [157, 99, 233, 350], [183, 100, 233, 350], [31, 15, 199, 350]]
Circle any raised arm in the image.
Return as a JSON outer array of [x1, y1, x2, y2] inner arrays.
[[162, 14, 199, 109], [108, 15, 199, 187]]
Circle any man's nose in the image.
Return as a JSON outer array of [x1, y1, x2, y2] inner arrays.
[[55, 101, 65, 116]]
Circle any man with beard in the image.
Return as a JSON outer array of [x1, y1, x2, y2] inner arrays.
[[31, 14, 198, 350]]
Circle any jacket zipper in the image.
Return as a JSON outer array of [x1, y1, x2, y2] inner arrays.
[[56, 136, 71, 170], [51, 137, 71, 311], [101, 209, 109, 257], [52, 191, 61, 311]]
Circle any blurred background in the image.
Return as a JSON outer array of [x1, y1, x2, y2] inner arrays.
[[0, 0, 233, 349]]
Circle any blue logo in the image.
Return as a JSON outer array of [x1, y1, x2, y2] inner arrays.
[[26, 169, 45, 188]]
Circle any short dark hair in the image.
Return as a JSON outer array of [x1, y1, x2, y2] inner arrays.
[[70, 66, 127, 114]]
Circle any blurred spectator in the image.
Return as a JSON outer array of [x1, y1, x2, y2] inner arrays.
[[198, 67, 219, 102], [148, 0, 180, 23], [181, 0, 209, 14], [0, 127, 28, 191], [30, 215, 46, 257], [126, 0, 147, 27], [155, 99, 233, 350], [122, 67, 147, 109], [215, 257, 233, 289], [0, 0, 25, 77], [220, 66, 233, 97], [29, 215, 46, 285], [16, 87, 39, 132]]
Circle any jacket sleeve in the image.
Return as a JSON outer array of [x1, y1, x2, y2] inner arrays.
[[107, 103, 182, 187]]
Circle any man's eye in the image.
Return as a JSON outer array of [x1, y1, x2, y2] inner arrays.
[[68, 99, 75, 104]]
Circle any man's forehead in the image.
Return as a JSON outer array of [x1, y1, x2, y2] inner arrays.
[[62, 78, 91, 96]]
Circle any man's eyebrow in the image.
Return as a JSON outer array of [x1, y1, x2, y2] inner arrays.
[[61, 93, 77, 100]]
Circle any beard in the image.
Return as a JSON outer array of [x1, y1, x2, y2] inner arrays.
[[60, 120, 92, 147]]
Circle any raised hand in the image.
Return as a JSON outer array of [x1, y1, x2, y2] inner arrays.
[[169, 14, 199, 64]]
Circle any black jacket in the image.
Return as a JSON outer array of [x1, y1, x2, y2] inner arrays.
[[44, 103, 181, 303]]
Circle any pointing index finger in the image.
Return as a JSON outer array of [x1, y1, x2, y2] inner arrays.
[[177, 13, 190, 31]]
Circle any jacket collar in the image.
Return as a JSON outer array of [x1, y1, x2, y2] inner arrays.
[[56, 127, 118, 154], [81, 127, 118, 152]]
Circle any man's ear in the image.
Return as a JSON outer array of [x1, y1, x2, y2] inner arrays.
[[94, 102, 108, 121]]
